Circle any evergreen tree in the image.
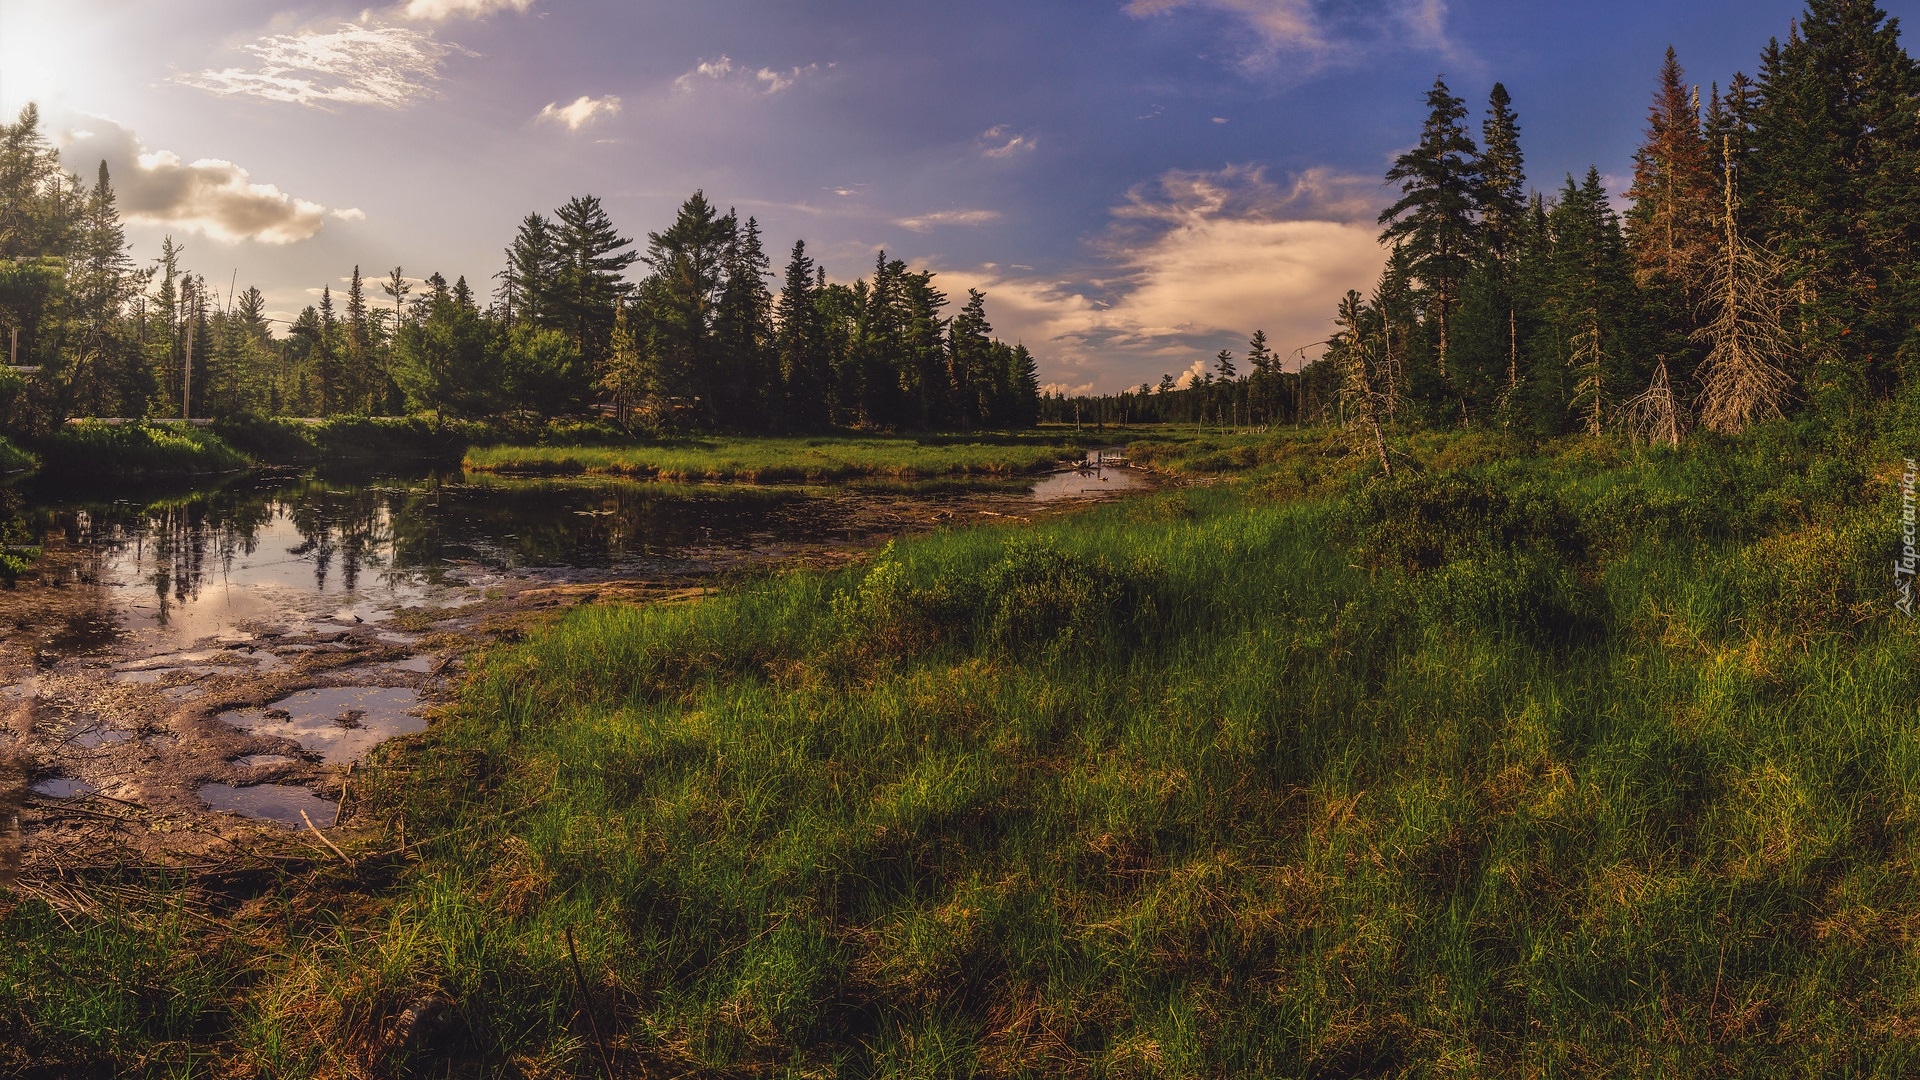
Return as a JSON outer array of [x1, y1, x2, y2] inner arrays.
[[1546, 170, 1640, 435], [643, 192, 734, 426], [712, 214, 775, 429], [776, 240, 832, 430], [1750, 1, 1920, 403], [552, 194, 638, 375], [504, 213, 562, 327], [1380, 77, 1482, 388]]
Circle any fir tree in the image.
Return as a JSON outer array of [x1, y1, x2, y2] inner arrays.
[[775, 240, 832, 430], [1380, 76, 1481, 387]]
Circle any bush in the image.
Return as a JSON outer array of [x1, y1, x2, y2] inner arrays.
[[1343, 472, 1585, 572], [36, 422, 247, 478], [1416, 548, 1600, 643]]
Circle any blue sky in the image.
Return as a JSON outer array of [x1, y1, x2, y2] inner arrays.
[[0, 0, 1899, 392]]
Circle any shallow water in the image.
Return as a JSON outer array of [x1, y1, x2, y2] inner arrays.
[[220, 686, 428, 765], [30, 777, 95, 799], [1030, 451, 1146, 502], [8, 462, 1137, 829], [198, 782, 337, 827]]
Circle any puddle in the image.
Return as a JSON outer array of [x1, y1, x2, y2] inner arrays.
[[219, 686, 427, 764], [385, 655, 437, 673], [31, 777, 96, 799], [198, 783, 337, 827], [72, 728, 132, 748], [234, 754, 297, 768], [1030, 463, 1147, 501]]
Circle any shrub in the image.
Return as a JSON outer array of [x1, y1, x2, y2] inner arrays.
[[1343, 472, 1585, 572]]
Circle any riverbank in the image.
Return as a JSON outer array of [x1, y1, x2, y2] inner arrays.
[[7, 422, 1914, 1074]]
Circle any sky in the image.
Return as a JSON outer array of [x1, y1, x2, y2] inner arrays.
[[0, 0, 1904, 395]]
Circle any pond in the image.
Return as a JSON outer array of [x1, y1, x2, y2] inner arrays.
[[1, 460, 1147, 840]]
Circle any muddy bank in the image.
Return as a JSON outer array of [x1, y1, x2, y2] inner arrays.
[[0, 469, 1153, 880]]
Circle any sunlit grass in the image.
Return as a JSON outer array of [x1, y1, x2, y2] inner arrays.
[[464, 434, 1084, 483], [9, 421, 1920, 1075]]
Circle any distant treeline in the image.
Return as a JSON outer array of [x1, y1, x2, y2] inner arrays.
[[0, 114, 1039, 436], [1061, 0, 1920, 444]]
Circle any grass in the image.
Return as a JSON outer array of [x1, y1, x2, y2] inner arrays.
[[0, 435, 36, 473], [7, 421, 1920, 1075], [463, 434, 1086, 482], [212, 414, 478, 466], [33, 421, 248, 478]]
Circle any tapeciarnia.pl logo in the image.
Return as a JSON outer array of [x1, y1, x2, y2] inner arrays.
[[1899, 458, 1917, 618]]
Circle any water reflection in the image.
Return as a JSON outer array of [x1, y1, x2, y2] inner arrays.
[[17, 469, 836, 638]]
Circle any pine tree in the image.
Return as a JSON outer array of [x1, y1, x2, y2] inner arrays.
[[643, 192, 734, 425], [775, 240, 832, 430], [504, 213, 562, 327], [712, 214, 775, 429], [1750, 0, 1920, 404], [553, 194, 638, 377], [1380, 77, 1481, 389], [1626, 48, 1717, 296], [1546, 170, 1639, 436]]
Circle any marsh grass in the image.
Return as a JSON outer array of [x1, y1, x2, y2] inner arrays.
[[462, 435, 1083, 482], [35, 422, 248, 478], [9, 422, 1920, 1076], [0, 435, 35, 473]]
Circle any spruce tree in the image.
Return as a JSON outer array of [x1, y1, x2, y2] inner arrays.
[[1750, 0, 1920, 404], [1380, 77, 1481, 390], [776, 240, 832, 430]]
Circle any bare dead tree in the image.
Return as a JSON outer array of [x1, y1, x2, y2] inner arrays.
[[1336, 290, 1392, 476], [1693, 136, 1793, 433], [1619, 354, 1689, 446], [1567, 319, 1607, 436]]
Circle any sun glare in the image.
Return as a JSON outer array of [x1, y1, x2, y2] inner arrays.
[[0, 4, 101, 114]]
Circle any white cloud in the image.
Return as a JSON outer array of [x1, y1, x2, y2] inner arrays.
[[397, 0, 533, 20], [932, 164, 1389, 391], [330, 207, 367, 222], [1042, 382, 1096, 397], [674, 55, 820, 95], [980, 125, 1037, 159], [1123, 0, 1467, 73], [538, 95, 623, 130], [60, 120, 336, 244], [176, 23, 472, 109], [896, 209, 1003, 232]]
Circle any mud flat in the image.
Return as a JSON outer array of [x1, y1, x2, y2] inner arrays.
[[0, 464, 1152, 876]]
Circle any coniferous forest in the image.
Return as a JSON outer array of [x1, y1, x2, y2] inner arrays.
[[0, 123, 1040, 437], [1053, 4, 1920, 450]]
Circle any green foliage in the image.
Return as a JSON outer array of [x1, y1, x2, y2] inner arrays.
[[0, 434, 36, 473], [464, 434, 1076, 482], [35, 421, 247, 478]]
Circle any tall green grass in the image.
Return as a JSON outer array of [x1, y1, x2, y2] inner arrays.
[[0, 435, 35, 473], [463, 435, 1080, 482], [35, 422, 248, 478], [9, 424, 1919, 1075]]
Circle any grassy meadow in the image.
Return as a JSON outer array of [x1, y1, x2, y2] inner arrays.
[[462, 433, 1089, 482], [6, 420, 1920, 1076]]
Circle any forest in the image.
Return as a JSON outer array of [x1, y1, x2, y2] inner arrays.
[[0, 116, 1041, 439], [1057, 5, 1920, 456]]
